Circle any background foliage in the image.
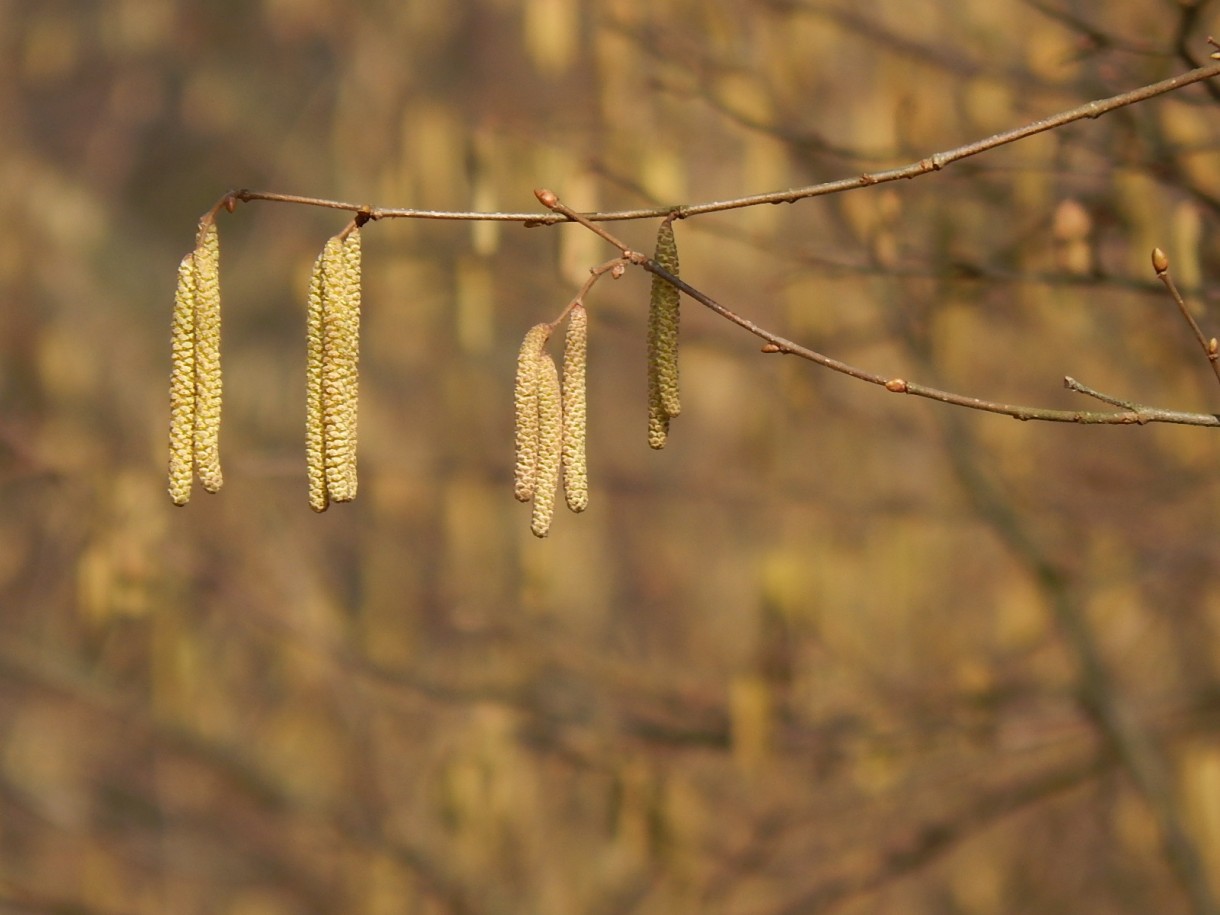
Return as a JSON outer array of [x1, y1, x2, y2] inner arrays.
[[3, 1, 1220, 912]]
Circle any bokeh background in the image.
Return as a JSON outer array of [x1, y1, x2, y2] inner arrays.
[[4, 2, 1220, 913]]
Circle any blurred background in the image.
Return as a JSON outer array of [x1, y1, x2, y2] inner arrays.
[[3, 1, 1220, 912]]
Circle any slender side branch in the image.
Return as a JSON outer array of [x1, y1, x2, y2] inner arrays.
[[533, 191, 1220, 429], [1153, 247, 1220, 389], [226, 63, 1220, 226]]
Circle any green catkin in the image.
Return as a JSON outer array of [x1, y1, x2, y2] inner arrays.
[[193, 221, 223, 492], [531, 352, 563, 538], [562, 304, 589, 513], [647, 219, 680, 448], [168, 253, 198, 506], [514, 323, 551, 502]]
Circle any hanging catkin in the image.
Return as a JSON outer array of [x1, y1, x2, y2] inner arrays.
[[193, 221, 223, 492], [306, 232, 362, 510], [305, 241, 334, 512], [531, 352, 563, 538], [647, 218, 680, 449], [562, 304, 588, 513], [168, 219, 223, 505], [326, 229, 361, 502], [514, 323, 551, 502], [168, 253, 198, 506]]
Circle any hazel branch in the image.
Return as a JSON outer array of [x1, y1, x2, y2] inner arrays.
[[533, 190, 1220, 429], [220, 62, 1220, 227]]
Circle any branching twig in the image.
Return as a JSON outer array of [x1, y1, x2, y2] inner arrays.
[[534, 189, 1220, 428], [221, 63, 1220, 226]]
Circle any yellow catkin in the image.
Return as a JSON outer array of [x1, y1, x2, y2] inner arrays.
[[192, 221, 223, 492], [168, 252, 197, 506], [305, 245, 330, 512], [514, 323, 551, 502], [648, 218, 681, 424], [562, 304, 588, 513], [531, 352, 563, 538], [337, 229, 362, 499], [319, 235, 357, 502]]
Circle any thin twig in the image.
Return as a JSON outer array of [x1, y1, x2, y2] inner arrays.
[[1063, 376, 1139, 411], [547, 257, 628, 329], [1153, 248, 1220, 389], [534, 190, 1220, 428], [223, 63, 1220, 226]]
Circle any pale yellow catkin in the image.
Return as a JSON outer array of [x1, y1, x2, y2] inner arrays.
[[561, 304, 588, 513], [317, 235, 356, 503], [514, 323, 551, 502], [192, 221, 224, 492], [336, 229, 362, 500], [168, 252, 198, 506], [305, 245, 330, 512], [531, 352, 563, 538]]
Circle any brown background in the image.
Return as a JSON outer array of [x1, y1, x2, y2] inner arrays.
[[3, 2, 1220, 913]]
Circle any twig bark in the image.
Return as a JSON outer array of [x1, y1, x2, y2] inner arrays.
[[534, 189, 1220, 428], [222, 62, 1220, 225]]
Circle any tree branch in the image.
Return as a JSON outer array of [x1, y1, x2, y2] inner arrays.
[[534, 189, 1220, 428], [220, 62, 1220, 225]]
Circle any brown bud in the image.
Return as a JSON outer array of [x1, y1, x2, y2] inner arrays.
[[535, 188, 558, 209], [761, 343, 781, 353], [885, 378, 908, 392], [1151, 247, 1169, 275]]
